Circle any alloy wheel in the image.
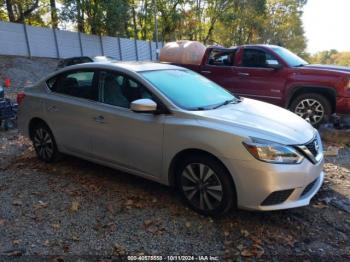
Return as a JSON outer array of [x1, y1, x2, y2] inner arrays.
[[180, 163, 223, 211], [294, 98, 324, 125], [33, 128, 54, 161]]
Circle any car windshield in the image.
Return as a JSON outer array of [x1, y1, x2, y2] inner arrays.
[[141, 69, 237, 110], [272, 46, 308, 67]]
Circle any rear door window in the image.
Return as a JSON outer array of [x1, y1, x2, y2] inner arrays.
[[207, 50, 236, 66], [47, 70, 98, 101]]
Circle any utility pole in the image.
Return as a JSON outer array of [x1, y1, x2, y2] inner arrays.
[[153, 0, 159, 59]]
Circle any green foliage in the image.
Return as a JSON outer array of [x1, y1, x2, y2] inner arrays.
[[311, 50, 350, 67], [0, 0, 309, 55]]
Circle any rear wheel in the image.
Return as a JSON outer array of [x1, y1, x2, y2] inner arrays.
[[176, 154, 236, 216], [289, 93, 331, 127], [31, 123, 59, 163]]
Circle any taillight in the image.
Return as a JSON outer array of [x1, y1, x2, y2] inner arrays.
[[17, 92, 25, 105]]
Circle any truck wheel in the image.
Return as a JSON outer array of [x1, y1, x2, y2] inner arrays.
[[289, 93, 331, 127]]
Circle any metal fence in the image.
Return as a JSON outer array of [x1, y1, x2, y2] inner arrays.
[[0, 21, 163, 60]]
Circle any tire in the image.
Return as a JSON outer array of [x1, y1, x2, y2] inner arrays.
[[31, 122, 60, 163], [289, 93, 331, 127], [176, 153, 236, 216]]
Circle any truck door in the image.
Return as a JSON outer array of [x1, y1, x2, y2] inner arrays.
[[199, 49, 237, 93], [232, 47, 286, 106]]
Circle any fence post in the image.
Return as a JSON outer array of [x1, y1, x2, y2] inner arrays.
[[53, 28, 60, 58], [23, 23, 31, 58], [117, 37, 122, 61], [149, 41, 153, 61], [99, 35, 104, 56], [78, 32, 83, 56], [134, 39, 139, 61]]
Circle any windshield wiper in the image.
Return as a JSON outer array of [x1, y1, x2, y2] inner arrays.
[[212, 98, 241, 109]]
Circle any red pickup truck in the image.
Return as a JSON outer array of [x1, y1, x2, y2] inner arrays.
[[174, 44, 350, 126]]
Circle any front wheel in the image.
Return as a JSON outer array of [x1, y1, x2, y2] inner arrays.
[[176, 154, 236, 216], [289, 93, 331, 127]]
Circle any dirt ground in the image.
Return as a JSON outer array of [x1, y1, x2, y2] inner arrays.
[[0, 128, 349, 261]]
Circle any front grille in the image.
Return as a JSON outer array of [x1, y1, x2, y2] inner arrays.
[[304, 138, 318, 157], [261, 189, 294, 206], [301, 178, 318, 197]]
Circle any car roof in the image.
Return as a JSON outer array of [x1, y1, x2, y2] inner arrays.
[[64, 61, 184, 72]]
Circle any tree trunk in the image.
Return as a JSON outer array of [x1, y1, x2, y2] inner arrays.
[[5, 0, 15, 22], [50, 0, 58, 28], [16, 0, 40, 23], [131, 2, 138, 39]]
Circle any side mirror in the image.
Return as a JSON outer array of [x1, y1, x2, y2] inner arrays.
[[130, 98, 157, 113], [266, 60, 283, 70]]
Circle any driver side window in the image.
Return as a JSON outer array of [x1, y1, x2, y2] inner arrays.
[[241, 49, 280, 68], [99, 71, 153, 108]]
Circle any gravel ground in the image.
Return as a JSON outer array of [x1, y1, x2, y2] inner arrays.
[[0, 129, 349, 261], [0, 55, 57, 89]]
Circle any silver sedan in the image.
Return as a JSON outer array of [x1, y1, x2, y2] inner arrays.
[[17, 62, 324, 216]]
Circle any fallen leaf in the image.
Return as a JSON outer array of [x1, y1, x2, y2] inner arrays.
[[252, 244, 265, 258], [43, 240, 49, 246], [241, 249, 254, 257], [52, 223, 60, 230], [33, 200, 48, 209], [313, 203, 328, 209], [114, 243, 126, 255], [185, 222, 191, 228], [12, 240, 21, 245], [0, 219, 5, 226], [70, 200, 80, 212], [144, 220, 153, 227], [241, 229, 249, 237], [237, 244, 244, 251], [72, 235, 80, 242], [224, 231, 230, 237]]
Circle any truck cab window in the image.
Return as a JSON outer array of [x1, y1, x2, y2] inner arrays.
[[207, 50, 236, 66], [241, 49, 280, 68]]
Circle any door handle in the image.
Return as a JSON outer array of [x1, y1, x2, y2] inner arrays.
[[47, 105, 58, 112], [238, 72, 250, 77], [93, 115, 105, 123], [201, 70, 212, 74]]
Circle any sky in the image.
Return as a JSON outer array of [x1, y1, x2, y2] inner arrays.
[[302, 0, 350, 54]]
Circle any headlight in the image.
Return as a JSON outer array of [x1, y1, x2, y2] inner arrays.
[[243, 137, 304, 164]]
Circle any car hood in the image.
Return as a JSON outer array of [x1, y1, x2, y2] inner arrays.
[[303, 64, 350, 74], [192, 98, 315, 145]]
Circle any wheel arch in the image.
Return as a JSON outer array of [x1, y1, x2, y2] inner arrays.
[[286, 86, 337, 113], [168, 148, 236, 190], [28, 117, 50, 140]]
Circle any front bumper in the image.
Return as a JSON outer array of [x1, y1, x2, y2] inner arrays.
[[224, 154, 324, 211]]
